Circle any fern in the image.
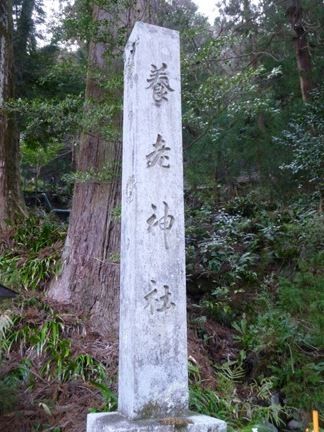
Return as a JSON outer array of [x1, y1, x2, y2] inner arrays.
[[216, 360, 245, 383]]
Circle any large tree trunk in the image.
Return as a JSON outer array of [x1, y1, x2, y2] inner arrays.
[[287, 0, 312, 102], [48, 1, 158, 336], [13, 0, 36, 95], [0, 0, 25, 232]]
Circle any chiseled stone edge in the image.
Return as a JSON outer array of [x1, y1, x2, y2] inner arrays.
[[87, 412, 227, 432]]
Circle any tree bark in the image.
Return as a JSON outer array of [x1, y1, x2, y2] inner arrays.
[[287, 0, 313, 102], [13, 0, 36, 95], [0, 0, 25, 232], [47, 1, 159, 336]]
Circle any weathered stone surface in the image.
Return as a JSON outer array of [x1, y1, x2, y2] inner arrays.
[[119, 22, 187, 420], [87, 413, 227, 432]]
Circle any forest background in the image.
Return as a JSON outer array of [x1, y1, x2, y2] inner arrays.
[[0, 0, 323, 431]]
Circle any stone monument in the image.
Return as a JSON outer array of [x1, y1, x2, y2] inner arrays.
[[87, 22, 227, 432]]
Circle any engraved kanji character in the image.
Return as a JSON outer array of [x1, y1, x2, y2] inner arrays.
[[146, 201, 175, 249], [144, 281, 176, 315], [146, 63, 174, 105], [146, 134, 171, 168]]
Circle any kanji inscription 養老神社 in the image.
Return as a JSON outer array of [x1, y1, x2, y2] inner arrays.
[[118, 23, 188, 420]]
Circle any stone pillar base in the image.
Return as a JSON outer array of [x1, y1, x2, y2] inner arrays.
[[87, 412, 226, 432]]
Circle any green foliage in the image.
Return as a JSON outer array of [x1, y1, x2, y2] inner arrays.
[[21, 140, 65, 191], [187, 191, 323, 425], [0, 215, 65, 290], [0, 373, 19, 414], [90, 382, 117, 412], [190, 362, 289, 431], [186, 193, 322, 297], [0, 298, 106, 384], [8, 96, 82, 149], [37, 53, 86, 98], [276, 88, 324, 193], [63, 161, 120, 184], [0, 357, 34, 415], [21, 140, 64, 169], [190, 386, 227, 421], [0, 313, 13, 340], [13, 0, 46, 97], [3, 0, 324, 429], [183, 59, 279, 186], [231, 258, 324, 411]]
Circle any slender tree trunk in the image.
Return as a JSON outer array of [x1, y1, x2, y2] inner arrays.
[[48, 1, 158, 336], [243, 0, 264, 179], [287, 0, 313, 102], [0, 0, 25, 232]]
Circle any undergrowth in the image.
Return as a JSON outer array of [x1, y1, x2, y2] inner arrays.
[[0, 195, 323, 431], [0, 215, 66, 290], [186, 191, 324, 430], [0, 216, 116, 430]]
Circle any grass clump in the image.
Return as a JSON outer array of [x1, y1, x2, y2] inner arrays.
[[0, 215, 66, 290]]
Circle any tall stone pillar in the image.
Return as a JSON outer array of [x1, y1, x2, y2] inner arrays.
[[87, 22, 226, 432]]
